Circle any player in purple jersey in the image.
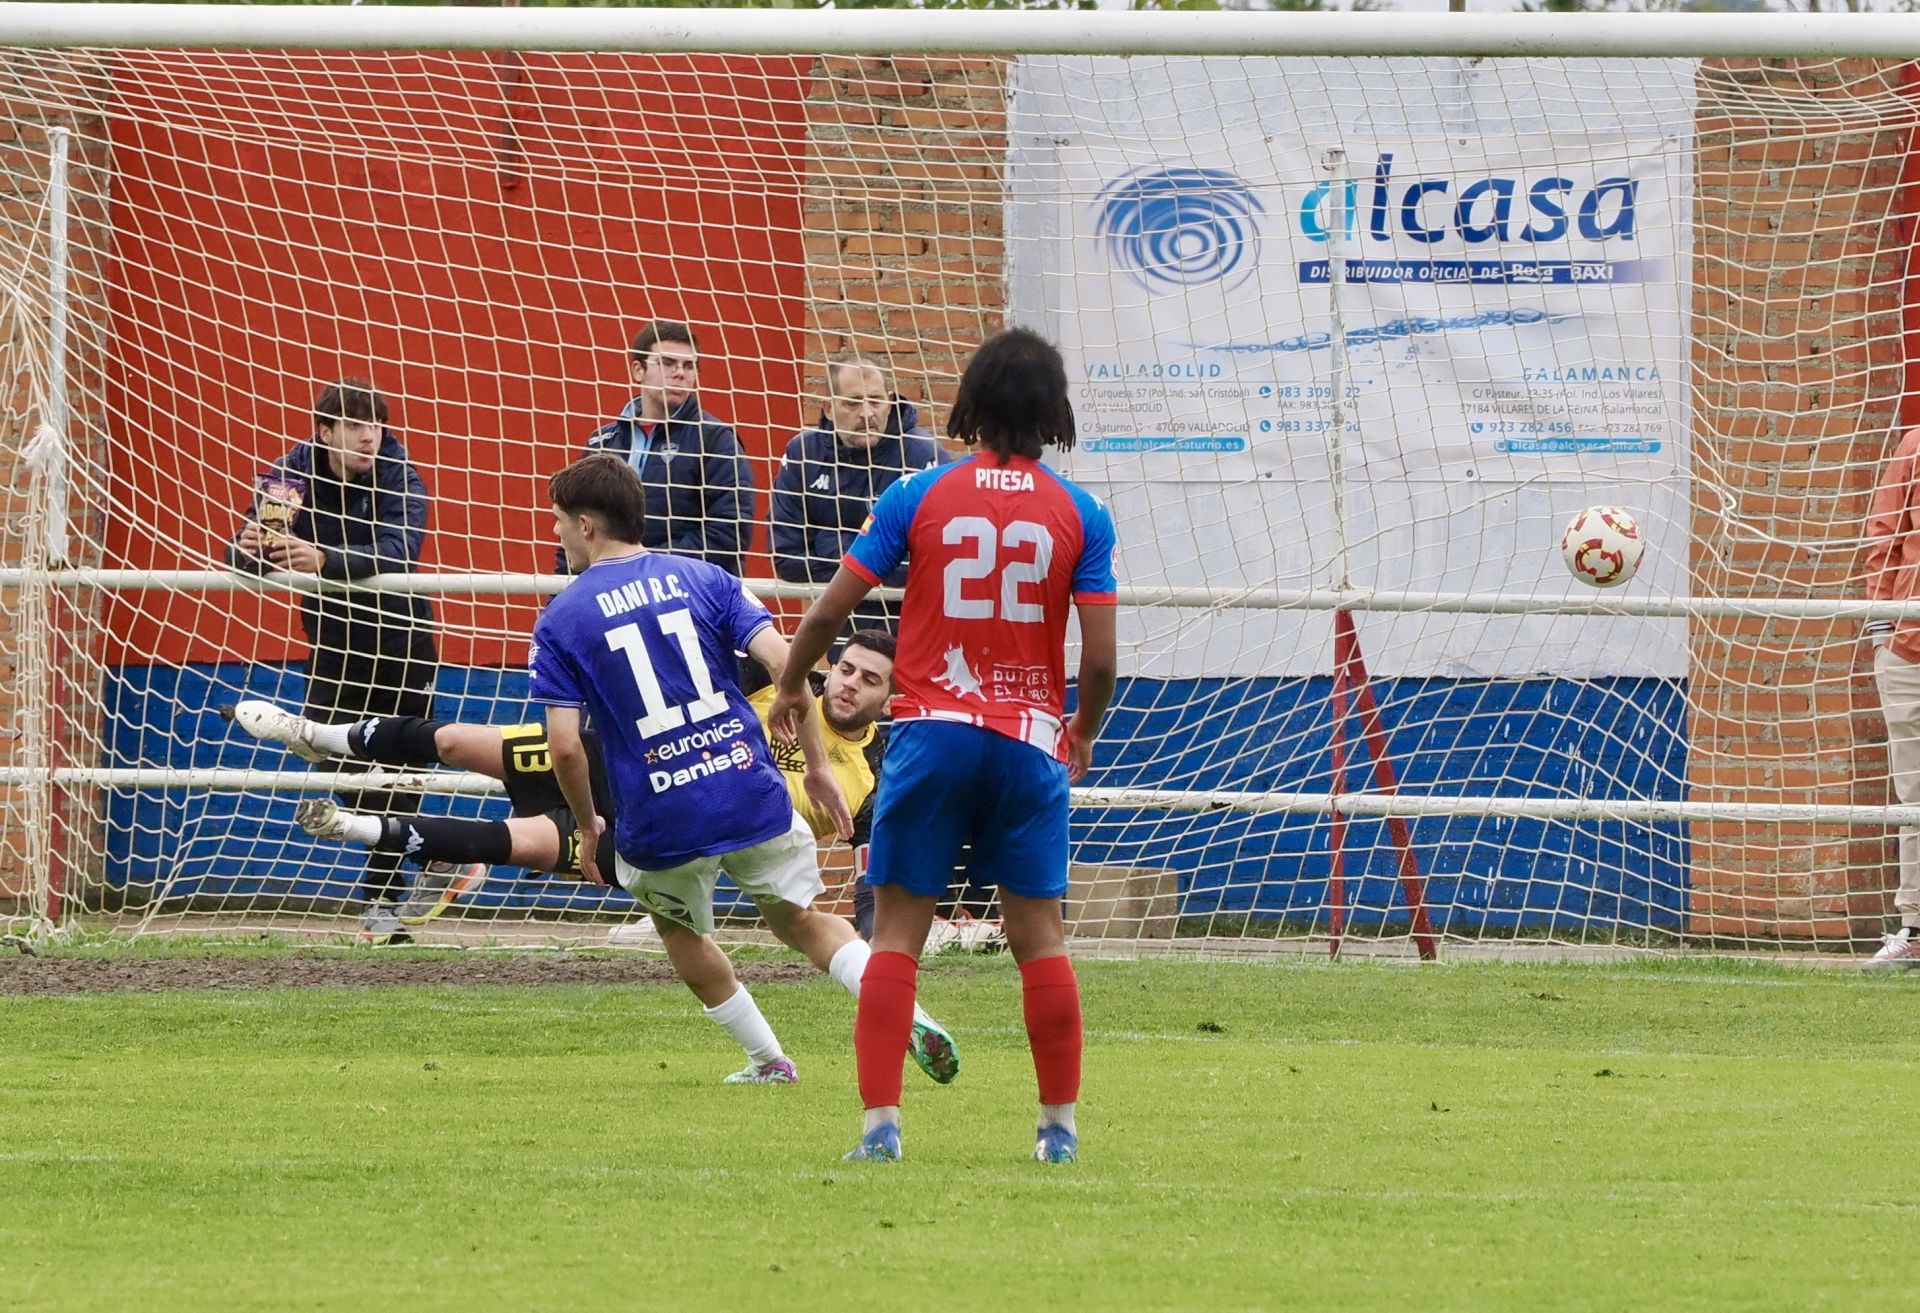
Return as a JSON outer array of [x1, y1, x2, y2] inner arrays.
[[536, 454, 959, 1086]]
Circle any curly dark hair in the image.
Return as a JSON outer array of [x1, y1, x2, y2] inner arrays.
[[946, 328, 1075, 464]]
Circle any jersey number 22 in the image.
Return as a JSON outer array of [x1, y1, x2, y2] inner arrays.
[[942, 517, 1053, 623]]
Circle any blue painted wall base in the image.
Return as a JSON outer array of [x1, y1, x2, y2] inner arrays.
[[100, 665, 1690, 931]]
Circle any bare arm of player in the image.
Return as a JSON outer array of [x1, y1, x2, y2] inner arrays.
[[766, 565, 872, 742], [1065, 601, 1118, 784], [749, 624, 854, 841], [545, 704, 608, 885]]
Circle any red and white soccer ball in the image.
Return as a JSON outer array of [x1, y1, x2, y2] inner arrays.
[[1560, 506, 1645, 589]]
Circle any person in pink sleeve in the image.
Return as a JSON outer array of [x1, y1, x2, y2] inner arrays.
[[1864, 425, 1920, 967]]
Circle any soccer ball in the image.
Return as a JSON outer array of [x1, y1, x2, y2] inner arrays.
[[1560, 506, 1645, 589]]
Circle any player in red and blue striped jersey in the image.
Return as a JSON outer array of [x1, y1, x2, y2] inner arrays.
[[769, 328, 1119, 1164]]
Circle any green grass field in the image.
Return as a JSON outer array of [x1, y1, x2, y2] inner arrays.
[[3, 951, 1916, 1311]]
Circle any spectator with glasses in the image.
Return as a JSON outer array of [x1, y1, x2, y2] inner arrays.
[[560, 319, 756, 578]]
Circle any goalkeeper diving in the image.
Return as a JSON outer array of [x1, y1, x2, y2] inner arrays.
[[220, 628, 898, 924]]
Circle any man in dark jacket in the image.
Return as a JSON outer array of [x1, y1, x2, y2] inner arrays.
[[770, 356, 949, 638], [560, 320, 756, 578], [227, 378, 440, 943]]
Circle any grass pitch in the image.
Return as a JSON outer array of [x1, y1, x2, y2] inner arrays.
[[2, 951, 1914, 1311]]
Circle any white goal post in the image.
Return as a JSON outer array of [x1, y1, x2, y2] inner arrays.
[[3, 8, 1919, 955]]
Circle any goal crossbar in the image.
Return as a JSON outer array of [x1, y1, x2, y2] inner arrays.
[[0, 8, 1914, 60]]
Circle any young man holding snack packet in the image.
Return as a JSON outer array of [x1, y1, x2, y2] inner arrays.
[[226, 377, 443, 942]]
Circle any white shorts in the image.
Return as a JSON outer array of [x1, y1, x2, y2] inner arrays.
[[614, 812, 823, 936]]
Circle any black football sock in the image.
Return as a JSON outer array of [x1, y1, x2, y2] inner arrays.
[[373, 815, 514, 865], [348, 716, 448, 766]]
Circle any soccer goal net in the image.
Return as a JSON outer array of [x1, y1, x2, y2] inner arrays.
[[2, 11, 1917, 957]]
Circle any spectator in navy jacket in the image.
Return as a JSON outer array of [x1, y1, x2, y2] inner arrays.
[[226, 378, 438, 942], [561, 320, 756, 578], [771, 356, 949, 638]]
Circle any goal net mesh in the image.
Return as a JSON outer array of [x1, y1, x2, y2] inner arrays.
[[0, 46, 1910, 954]]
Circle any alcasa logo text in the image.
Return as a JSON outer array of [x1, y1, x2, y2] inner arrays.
[[1299, 154, 1638, 247]]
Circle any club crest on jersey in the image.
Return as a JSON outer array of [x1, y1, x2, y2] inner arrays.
[[975, 466, 1034, 492]]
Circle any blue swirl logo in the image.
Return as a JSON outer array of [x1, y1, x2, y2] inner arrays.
[[1094, 166, 1264, 294]]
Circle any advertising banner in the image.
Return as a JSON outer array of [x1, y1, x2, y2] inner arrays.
[[1008, 58, 1695, 678]]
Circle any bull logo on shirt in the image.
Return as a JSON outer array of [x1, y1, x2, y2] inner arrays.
[[934, 644, 985, 702]]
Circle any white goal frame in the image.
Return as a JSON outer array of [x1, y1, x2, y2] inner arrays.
[[5, 6, 1919, 953]]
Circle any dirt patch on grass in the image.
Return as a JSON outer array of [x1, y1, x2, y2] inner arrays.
[[0, 953, 817, 997]]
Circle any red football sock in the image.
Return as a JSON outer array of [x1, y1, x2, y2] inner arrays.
[[854, 950, 919, 1110], [1020, 953, 1083, 1105]]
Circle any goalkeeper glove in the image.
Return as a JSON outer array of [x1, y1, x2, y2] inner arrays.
[[1866, 620, 1895, 648]]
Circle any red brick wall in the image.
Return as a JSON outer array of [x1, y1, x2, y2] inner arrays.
[[1688, 58, 1913, 943], [799, 56, 1008, 430]]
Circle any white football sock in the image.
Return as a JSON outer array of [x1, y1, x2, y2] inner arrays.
[[704, 985, 784, 1066], [1040, 1102, 1077, 1135], [828, 937, 869, 995], [335, 810, 384, 847], [303, 721, 356, 756], [828, 938, 937, 1028], [864, 1105, 899, 1134]]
